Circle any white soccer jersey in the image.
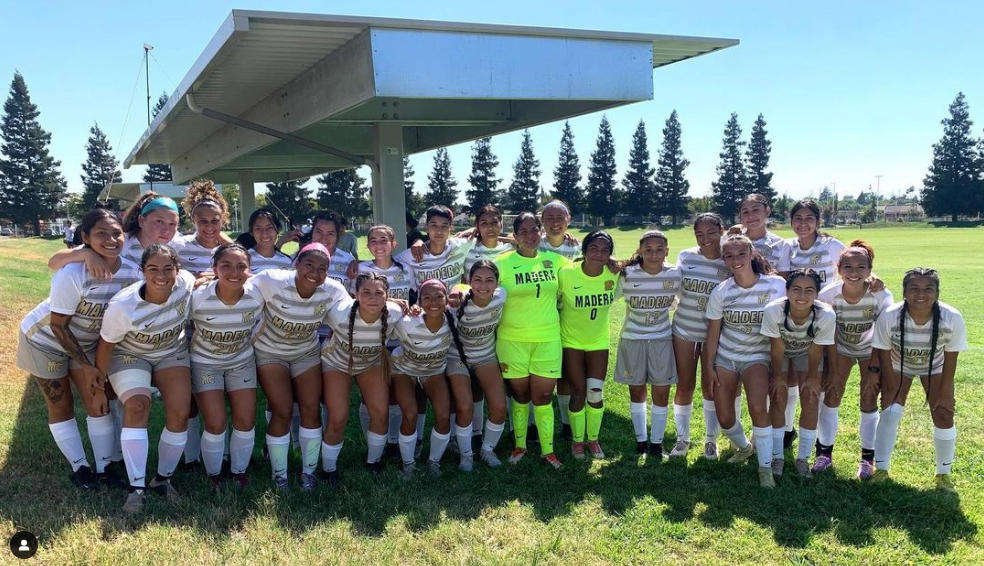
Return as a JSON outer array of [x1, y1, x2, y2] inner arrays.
[[358, 261, 414, 301], [449, 287, 506, 364], [788, 236, 846, 285], [189, 280, 264, 368], [248, 248, 292, 274], [121, 237, 146, 264], [706, 274, 787, 364], [100, 270, 195, 361], [873, 301, 967, 377], [750, 231, 791, 272], [818, 282, 894, 358], [22, 259, 142, 353], [171, 233, 217, 276], [616, 263, 681, 341], [320, 298, 401, 374], [391, 314, 452, 376], [539, 234, 582, 260], [464, 242, 514, 281], [760, 298, 836, 358], [251, 269, 350, 357], [672, 247, 730, 342], [394, 236, 476, 291], [327, 248, 356, 291]]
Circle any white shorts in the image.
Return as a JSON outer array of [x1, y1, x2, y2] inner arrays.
[[614, 338, 677, 386], [192, 359, 257, 393]]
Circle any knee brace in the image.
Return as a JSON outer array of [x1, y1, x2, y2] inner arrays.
[[586, 378, 605, 404]]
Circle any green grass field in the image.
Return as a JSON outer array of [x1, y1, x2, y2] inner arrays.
[[1, 225, 982, 565]]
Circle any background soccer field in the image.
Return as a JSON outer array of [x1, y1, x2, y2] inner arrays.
[[1, 225, 982, 565]]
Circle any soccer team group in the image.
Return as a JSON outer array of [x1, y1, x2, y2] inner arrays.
[[17, 180, 967, 514]]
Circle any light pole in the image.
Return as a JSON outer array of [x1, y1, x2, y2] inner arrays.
[[875, 175, 883, 222]]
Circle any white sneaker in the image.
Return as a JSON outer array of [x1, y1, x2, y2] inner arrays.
[[122, 489, 145, 514], [669, 440, 691, 458], [480, 449, 502, 468], [702, 441, 719, 461], [459, 454, 474, 473], [758, 466, 776, 489]]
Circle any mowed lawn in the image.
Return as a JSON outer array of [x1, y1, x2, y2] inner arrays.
[[1, 224, 982, 565]]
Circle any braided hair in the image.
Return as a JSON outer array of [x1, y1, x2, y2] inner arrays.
[[898, 268, 942, 402], [349, 272, 392, 380], [782, 269, 824, 338], [458, 260, 500, 320]]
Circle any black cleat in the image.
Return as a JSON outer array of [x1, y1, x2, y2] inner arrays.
[[365, 460, 385, 474], [70, 465, 100, 491], [322, 469, 340, 487], [783, 429, 797, 450], [96, 466, 128, 489], [636, 441, 650, 455], [647, 442, 665, 461]]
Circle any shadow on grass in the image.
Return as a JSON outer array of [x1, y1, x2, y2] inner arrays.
[[0, 380, 975, 556]]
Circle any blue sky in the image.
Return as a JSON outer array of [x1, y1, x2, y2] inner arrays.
[[2, 1, 982, 203]]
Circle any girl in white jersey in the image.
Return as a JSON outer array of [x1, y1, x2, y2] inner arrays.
[[816, 240, 893, 478], [235, 208, 295, 273], [739, 193, 791, 277], [672, 213, 730, 461], [760, 269, 836, 478], [320, 273, 402, 484], [171, 180, 231, 276], [306, 211, 357, 292], [614, 231, 682, 461], [704, 234, 787, 488], [464, 205, 514, 280], [871, 268, 967, 492], [251, 243, 351, 492], [95, 243, 195, 513], [188, 244, 265, 491], [17, 209, 139, 491]]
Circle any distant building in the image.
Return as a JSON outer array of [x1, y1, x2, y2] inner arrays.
[[880, 204, 924, 222]]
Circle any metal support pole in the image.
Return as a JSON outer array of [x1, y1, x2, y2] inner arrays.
[[371, 123, 408, 251], [238, 171, 256, 230]]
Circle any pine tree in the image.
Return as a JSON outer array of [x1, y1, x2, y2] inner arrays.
[[0, 72, 66, 234], [711, 113, 747, 224], [507, 130, 541, 213], [425, 148, 458, 210], [654, 110, 691, 225], [586, 116, 620, 226], [746, 113, 775, 207], [143, 93, 172, 183], [316, 169, 371, 220], [922, 93, 981, 222], [622, 120, 656, 222], [552, 121, 584, 215], [466, 137, 500, 214], [403, 155, 424, 219], [265, 178, 312, 226], [80, 123, 121, 210]]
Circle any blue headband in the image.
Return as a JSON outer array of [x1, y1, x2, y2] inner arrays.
[[141, 197, 179, 216]]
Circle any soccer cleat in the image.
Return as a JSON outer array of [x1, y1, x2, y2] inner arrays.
[[97, 466, 128, 490], [208, 474, 225, 493], [507, 448, 527, 465], [727, 443, 755, 464], [459, 453, 474, 473], [426, 459, 442, 477], [299, 472, 318, 492], [703, 441, 719, 461], [182, 459, 202, 473], [571, 442, 586, 460], [648, 443, 666, 462], [414, 439, 424, 461], [636, 441, 649, 456], [587, 441, 606, 460], [857, 460, 875, 480], [148, 476, 179, 500], [794, 459, 812, 478], [447, 437, 459, 455], [322, 469, 340, 487], [480, 449, 502, 468], [935, 474, 957, 493], [561, 424, 573, 441], [365, 460, 385, 474], [273, 475, 289, 492], [70, 465, 100, 491], [399, 462, 417, 481], [758, 466, 777, 489], [122, 489, 145, 514], [810, 454, 833, 474], [870, 469, 890, 484], [669, 440, 691, 458], [783, 429, 797, 450], [230, 473, 248, 491], [543, 453, 563, 470], [527, 425, 540, 446], [771, 458, 784, 477]]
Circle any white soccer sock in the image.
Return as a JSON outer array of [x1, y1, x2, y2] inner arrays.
[[49, 419, 88, 471], [860, 410, 880, 451], [290, 403, 301, 448], [429, 429, 451, 463], [734, 394, 743, 420], [455, 423, 473, 457], [298, 426, 322, 475], [817, 403, 840, 447], [874, 403, 904, 471], [785, 386, 799, 432], [120, 427, 148, 488], [650, 404, 669, 445], [86, 414, 115, 473], [472, 401, 484, 434], [482, 420, 504, 452], [266, 432, 290, 479], [184, 416, 201, 464], [367, 431, 387, 464], [630, 402, 648, 442], [320, 441, 343, 472], [558, 394, 572, 425], [934, 426, 956, 475], [359, 403, 370, 438], [229, 427, 254, 475], [772, 428, 785, 461], [416, 413, 426, 438], [109, 399, 124, 461], [388, 404, 401, 444], [753, 426, 773, 468], [703, 399, 720, 441], [797, 427, 817, 461], [399, 432, 417, 465], [722, 421, 750, 451], [201, 430, 226, 477], [674, 402, 693, 443], [157, 428, 188, 478]]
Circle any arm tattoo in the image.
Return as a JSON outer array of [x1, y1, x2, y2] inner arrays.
[[50, 315, 92, 367]]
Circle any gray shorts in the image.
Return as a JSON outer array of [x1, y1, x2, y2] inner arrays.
[[107, 348, 190, 397], [17, 332, 86, 379], [614, 338, 677, 386], [192, 359, 257, 393], [714, 353, 769, 376], [256, 345, 321, 379], [446, 354, 498, 377], [782, 354, 825, 373]]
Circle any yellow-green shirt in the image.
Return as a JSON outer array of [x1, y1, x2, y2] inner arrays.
[[558, 263, 619, 350], [495, 250, 570, 342]]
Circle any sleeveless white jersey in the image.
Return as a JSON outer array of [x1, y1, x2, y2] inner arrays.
[[616, 263, 680, 341], [750, 231, 791, 272], [358, 261, 414, 301], [22, 259, 142, 353], [248, 248, 292, 274], [760, 298, 836, 358], [818, 281, 894, 358], [171, 233, 216, 276], [788, 235, 846, 285], [395, 236, 476, 291], [327, 248, 355, 291], [672, 247, 730, 342], [391, 314, 452, 376], [539, 234, 582, 260], [251, 269, 349, 357], [449, 287, 506, 364], [873, 301, 967, 378], [189, 280, 264, 368], [706, 274, 787, 364], [464, 241, 514, 282], [100, 270, 195, 361], [320, 298, 401, 373]]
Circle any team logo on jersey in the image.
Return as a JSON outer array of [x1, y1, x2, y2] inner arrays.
[[316, 303, 327, 316], [394, 273, 405, 283], [741, 325, 754, 335], [440, 334, 452, 346], [121, 355, 137, 365], [663, 281, 675, 291], [810, 254, 822, 266], [242, 311, 255, 323], [177, 302, 187, 317], [543, 260, 554, 269], [863, 307, 875, 320], [605, 280, 615, 291], [200, 373, 215, 385], [500, 362, 509, 374], [46, 361, 64, 373], [718, 268, 730, 278], [759, 293, 772, 304], [489, 307, 503, 320]]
